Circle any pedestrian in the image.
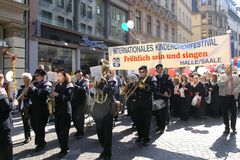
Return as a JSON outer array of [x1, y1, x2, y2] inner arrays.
[[180, 74, 192, 121], [192, 75, 207, 119], [154, 64, 173, 134], [134, 65, 157, 145], [171, 77, 182, 118], [72, 70, 88, 139], [0, 73, 13, 160], [217, 64, 240, 134], [17, 73, 33, 144], [51, 69, 73, 157], [207, 73, 221, 117], [28, 69, 52, 152]]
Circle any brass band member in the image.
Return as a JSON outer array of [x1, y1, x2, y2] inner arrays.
[[72, 70, 88, 139], [17, 73, 33, 144], [0, 73, 13, 160], [28, 69, 52, 152], [91, 62, 117, 160], [51, 69, 73, 157], [135, 65, 157, 146]]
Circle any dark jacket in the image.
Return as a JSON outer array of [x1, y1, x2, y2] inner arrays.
[[0, 96, 12, 131], [54, 81, 74, 115], [154, 73, 174, 100], [72, 79, 88, 105]]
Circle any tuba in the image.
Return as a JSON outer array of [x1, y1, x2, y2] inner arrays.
[[93, 59, 110, 104]]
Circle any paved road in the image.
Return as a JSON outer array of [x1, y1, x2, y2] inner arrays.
[[12, 112, 240, 160]]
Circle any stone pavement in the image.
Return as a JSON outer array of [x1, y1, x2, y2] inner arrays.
[[12, 112, 240, 160]]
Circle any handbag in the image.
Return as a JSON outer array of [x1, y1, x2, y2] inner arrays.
[[152, 99, 166, 111], [191, 95, 201, 108]]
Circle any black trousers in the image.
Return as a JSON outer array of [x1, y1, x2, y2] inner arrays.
[[30, 113, 49, 146], [21, 114, 31, 140], [96, 114, 113, 156], [220, 96, 237, 131], [153, 106, 168, 131], [0, 129, 12, 160], [135, 107, 152, 142], [72, 105, 85, 135], [55, 113, 71, 151]]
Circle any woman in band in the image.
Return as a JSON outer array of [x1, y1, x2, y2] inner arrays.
[[171, 77, 182, 118], [17, 73, 32, 144], [0, 73, 13, 160], [51, 69, 73, 157]]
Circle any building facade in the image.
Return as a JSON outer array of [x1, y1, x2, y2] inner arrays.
[[192, 0, 228, 41], [224, 0, 240, 57], [0, 0, 28, 81], [129, 0, 177, 44], [29, 0, 131, 74], [176, 0, 192, 43]]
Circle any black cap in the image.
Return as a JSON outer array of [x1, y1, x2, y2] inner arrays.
[[74, 70, 82, 75], [155, 64, 163, 69], [138, 65, 147, 71], [35, 69, 46, 76]]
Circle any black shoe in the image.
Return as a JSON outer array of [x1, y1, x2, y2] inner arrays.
[[159, 130, 164, 135], [57, 150, 69, 158], [34, 145, 45, 152], [232, 129, 237, 135], [23, 137, 31, 144], [74, 132, 84, 139], [98, 152, 105, 159], [223, 129, 230, 135]]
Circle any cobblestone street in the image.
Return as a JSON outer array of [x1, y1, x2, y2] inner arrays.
[[12, 112, 240, 160]]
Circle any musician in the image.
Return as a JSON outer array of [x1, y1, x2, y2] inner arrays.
[[0, 73, 13, 160], [135, 65, 157, 146], [17, 73, 33, 144], [28, 69, 52, 152], [72, 70, 88, 139], [154, 64, 173, 134], [91, 69, 117, 160], [51, 69, 73, 157]]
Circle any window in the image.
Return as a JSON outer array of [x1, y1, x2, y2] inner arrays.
[[165, 24, 169, 41], [208, 13, 212, 24], [57, 16, 64, 27], [43, 0, 52, 3], [87, 25, 92, 34], [172, 28, 175, 42], [208, 29, 212, 37], [136, 10, 142, 32], [201, 0, 206, 5], [202, 30, 207, 39], [57, 0, 64, 8], [66, 0, 72, 12], [80, 23, 86, 33], [147, 15, 152, 36], [208, 0, 212, 5], [80, 2, 86, 17], [157, 20, 161, 38], [66, 19, 72, 29], [165, 1, 169, 9], [41, 10, 52, 23], [202, 13, 207, 24], [87, 6, 92, 19]]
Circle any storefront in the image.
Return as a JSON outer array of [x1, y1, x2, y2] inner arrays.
[[38, 44, 76, 75]]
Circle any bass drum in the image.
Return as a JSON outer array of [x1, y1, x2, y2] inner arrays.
[[90, 98, 112, 121]]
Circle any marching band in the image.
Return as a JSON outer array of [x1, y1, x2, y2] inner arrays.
[[1, 58, 240, 160]]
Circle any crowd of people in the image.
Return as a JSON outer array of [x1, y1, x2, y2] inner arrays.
[[0, 62, 239, 160]]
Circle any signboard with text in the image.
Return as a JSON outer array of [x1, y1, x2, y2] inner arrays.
[[108, 34, 231, 70]]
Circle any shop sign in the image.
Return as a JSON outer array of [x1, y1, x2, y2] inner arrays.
[[80, 35, 107, 49]]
